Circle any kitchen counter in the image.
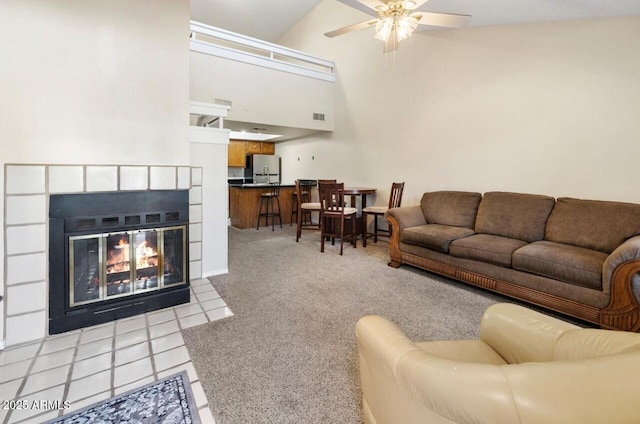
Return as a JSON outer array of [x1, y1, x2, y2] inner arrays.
[[229, 184, 297, 228], [229, 183, 296, 188]]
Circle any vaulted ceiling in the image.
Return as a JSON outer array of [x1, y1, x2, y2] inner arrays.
[[191, 0, 640, 42]]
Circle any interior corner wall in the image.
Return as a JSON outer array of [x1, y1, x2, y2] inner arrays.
[[0, 0, 190, 347], [190, 140, 230, 278], [275, 0, 640, 206]]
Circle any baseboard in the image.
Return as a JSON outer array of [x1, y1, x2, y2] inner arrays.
[[202, 268, 229, 278]]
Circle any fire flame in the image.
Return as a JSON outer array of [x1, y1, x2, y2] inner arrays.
[[136, 240, 158, 269], [106, 236, 158, 273]]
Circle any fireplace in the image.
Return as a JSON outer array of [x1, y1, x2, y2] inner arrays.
[[49, 190, 190, 334]]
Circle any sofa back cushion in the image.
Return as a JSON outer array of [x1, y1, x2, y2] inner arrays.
[[545, 198, 640, 253], [420, 191, 481, 228], [475, 192, 555, 242]]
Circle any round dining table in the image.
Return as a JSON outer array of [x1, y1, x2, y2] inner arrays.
[[343, 187, 377, 210]]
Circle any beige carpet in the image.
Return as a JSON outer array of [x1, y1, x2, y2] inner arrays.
[[182, 225, 504, 424]]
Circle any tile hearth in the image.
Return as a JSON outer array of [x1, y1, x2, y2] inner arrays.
[[0, 278, 231, 424]]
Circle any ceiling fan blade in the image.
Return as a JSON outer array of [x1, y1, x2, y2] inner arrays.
[[413, 11, 471, 28], [357, 0, 389, 10], [324, 19, 378, 38], [335, 0, 383, 17], [405, 0, 430, 10]]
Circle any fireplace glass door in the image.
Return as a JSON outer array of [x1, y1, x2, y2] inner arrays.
[[163, 228, 185, 286], [134, 230, 160, 292], [70, 235, 103, 306], [106, 232, 133, 298], [69, 226, 186, 307]]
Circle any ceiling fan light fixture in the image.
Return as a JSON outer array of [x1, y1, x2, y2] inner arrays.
[[403, 1, 417, 10], [396, 15, 419, 42], [374, 16, 394, 41], [374, 14, 418, 44]]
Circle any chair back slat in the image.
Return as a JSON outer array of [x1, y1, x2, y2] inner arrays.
[[319, 182, 346, 213], [295, 180, 312, 206], [388, 182, 405, 209], [269, 182, 281, 196]]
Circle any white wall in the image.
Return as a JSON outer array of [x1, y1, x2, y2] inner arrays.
[[0, 0, 190, 165], [0, 0, 191, 346], [190, 50, 334, 132], [276, 1, 640, 207], [190, 136, 230, 278]]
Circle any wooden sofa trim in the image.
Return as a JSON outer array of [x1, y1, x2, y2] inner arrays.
[[386, 215, 640, 332]]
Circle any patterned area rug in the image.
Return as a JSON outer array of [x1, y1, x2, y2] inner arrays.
[[44, 371, 200, 424]]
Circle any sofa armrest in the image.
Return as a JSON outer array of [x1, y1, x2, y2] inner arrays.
[[600, 235, 640, 331], [603, 235, 640, 292], [479, 303, 579, 363], [385, 206, 426, 268], [385, 205, 426, 230]]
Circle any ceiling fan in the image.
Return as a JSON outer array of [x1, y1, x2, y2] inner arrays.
[[324, 0, 471, 52]]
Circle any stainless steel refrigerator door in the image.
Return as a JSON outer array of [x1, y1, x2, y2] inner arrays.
[[252, 155, 280, 183]]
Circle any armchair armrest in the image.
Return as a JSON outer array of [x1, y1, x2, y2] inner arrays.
[[357, 315, 520, 424], [479, 303, 579, 363]]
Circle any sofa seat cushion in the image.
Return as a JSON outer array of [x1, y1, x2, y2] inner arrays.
[[402, 224, 475, 253], [416, 340, 507, 365], [449, 234, 528, 268], [512, 241, 608, 290]]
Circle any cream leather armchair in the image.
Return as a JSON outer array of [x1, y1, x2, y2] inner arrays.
[[356, 303, 640, 424]]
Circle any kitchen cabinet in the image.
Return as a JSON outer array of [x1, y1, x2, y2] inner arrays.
[[228, 141, 246, 167], [228, 140, 276, 166], [260, 142, 275, 155], [244, 141, 275, 155], [244, 141, 262, 154]]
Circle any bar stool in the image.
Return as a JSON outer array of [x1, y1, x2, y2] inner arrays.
[[363, 182, 404, 247], [256, 182, 282, 231]]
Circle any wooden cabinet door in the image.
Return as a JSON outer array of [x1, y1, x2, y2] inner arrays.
[[228, 141, 246, 167], [244, 141, 261, 154], [260, 142, 275, 155]]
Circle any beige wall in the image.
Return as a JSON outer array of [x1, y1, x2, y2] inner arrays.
[[276, 1, 640, 207], [189, 50, 334, 132], [0, 0, 190, 165], [0, 0, 190, 346]]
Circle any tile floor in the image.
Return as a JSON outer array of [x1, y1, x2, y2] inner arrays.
[[0, 278, 232, 424]]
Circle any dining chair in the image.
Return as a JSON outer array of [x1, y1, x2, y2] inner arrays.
[[362, 182, 404, 247], [290, 180, 312, 226], [295, 180, 321, 242], [317, 179, 337, 203], [319, 182, 358, 255]]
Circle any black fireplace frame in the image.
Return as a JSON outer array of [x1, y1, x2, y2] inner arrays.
[[49, 190, 190, 334]]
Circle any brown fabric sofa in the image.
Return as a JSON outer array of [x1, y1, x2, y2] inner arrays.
[[385, 191, 640, 331]]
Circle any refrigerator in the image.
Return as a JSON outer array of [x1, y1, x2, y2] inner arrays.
[[249, 154, 280, 184]]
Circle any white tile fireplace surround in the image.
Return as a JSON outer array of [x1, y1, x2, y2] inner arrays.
[[3, 164, 204, 347]]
